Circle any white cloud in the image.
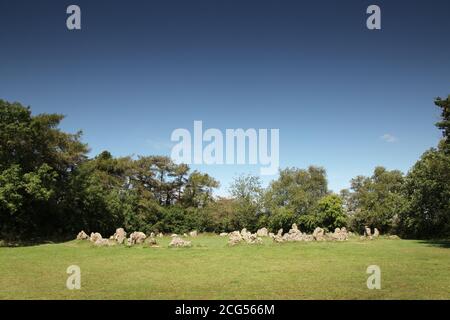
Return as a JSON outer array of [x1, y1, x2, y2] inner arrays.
[[380, 133, 398, 143]]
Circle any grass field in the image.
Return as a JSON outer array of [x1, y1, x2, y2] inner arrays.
[[0, 235, 449, 300]]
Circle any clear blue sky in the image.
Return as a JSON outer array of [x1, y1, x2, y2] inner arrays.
[[1, 0, 449, 195]]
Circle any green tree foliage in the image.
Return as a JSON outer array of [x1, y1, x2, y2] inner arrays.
[[263, 166, 328, 232], [183, 171, 219, 208], [0, 100, 88, 239], [268, 207, 296, 232], [315, 194, 347, 231], [1, 96, 449, 241], [343, 167, 406, 234], [435, 95, 450, 154], [0, 100, 221, 240], [228, 175, 263, 231], [264, 166, 328, 215], [397, 96, 450, 238], [399, 148, 450, 238]]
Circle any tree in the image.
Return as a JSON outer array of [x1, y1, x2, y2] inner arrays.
[[344, 167, 406, 234], [228, 175, 263, 231], [400, 149, 450, 238], [268, 207, 296, 233], [0, 100, 88, 240], [171, 163, 189, 201], [315, 194, 347, 231], [182, 171, 219, 208], [395, 96, 450, 238], [265, 166, 328, 216], [435, 95, 450, 154]]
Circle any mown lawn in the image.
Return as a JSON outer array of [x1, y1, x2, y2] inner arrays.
[[0, 235, 449, 299]]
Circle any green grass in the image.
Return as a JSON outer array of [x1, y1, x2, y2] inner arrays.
[[0, 235, 449, 299]]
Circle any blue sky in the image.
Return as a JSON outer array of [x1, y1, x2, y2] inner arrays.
[[1, 0, 449, 195]]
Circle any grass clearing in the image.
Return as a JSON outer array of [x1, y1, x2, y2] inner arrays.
[[0, 235, 449, 299]]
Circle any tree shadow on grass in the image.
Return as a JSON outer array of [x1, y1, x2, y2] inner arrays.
[[418, 239, 450, 249], [0, 236, 73, 248]]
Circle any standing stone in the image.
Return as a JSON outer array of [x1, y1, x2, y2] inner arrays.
[[273, 234, 284, 243], [289, 224, 299, 233], [128, 231, 146, 245], [147, 237, 158, 246], [364, 226, 372, 237], [313, 227, 325, 241], [228, 231, 243, 246], [189, 230, 198, 237], [76, 230, 89, 240], [89, 232, 102, 243], [256, 228, 269, 237], [246, 233, 263, 244], [330, 227, 348, 241], [373, 228, 380, 237], [169, 237, 192, 247], [113, 228, 127, 244], [240, 228, 252, 242], [283, 224, 303, 241]]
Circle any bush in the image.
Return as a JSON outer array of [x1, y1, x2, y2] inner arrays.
[[315, 194, 347, 232], [268, 207, 296, 232]]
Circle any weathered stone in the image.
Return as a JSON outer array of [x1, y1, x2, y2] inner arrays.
[[389, 235, 400, 240], [147, 237, 158, 246], [240, 228, 252, 242], [288, 224, 299, 234], [128, 231, 146, 245], [171, 234, 178, 238], [183, 233, 188, 237], [287, 224, 304, 241], [273, 234, 284, 243], [219, 232, 228, 237], [90, 232, 102, 243], [112, 228, 127, 244], [313, 227, 325, 241], [277, 229, 283, 237], [246, 233, 263, 245], [76, 230, 89, 240], [330, 227, 349, 241], [157, 232, 163, 238], [169, 237, 192, 247], [94, 238, 116, 247], [364, 226, 372, 237], [150, 232, 155, 238], [256, 228, 269, 237], [189, 230, 198, 237], [228, 231, 243, 245], [361, 235, 373, 240], [373, 228, 380, 237], [94, 239, 107, 246]]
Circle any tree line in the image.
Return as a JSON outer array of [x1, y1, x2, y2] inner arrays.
[[0, 97, 449, 241]]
